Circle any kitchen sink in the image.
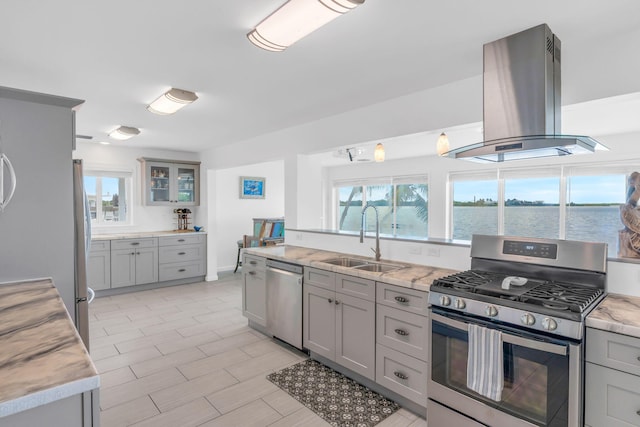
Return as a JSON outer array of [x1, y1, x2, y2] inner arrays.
[[353, 263, 404, 273], [321, 257, 369, 267]]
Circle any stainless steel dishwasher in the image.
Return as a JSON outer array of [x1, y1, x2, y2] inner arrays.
[[266, 259, 304, 350]]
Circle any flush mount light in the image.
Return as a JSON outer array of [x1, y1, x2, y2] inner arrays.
[[374, 143, 385, 162], [147, 88, 199, 115], [247, 0, 365, 52], [108, 126, 140, 141], [437, 132, 450, 156]]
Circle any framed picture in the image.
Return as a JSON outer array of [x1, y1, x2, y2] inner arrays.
[[240, 176, 266, 199]]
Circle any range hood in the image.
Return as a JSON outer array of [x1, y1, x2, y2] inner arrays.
[[445, 24, 607, 163]]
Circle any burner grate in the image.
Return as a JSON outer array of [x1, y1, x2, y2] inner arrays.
[[520, 282, 603, 313]]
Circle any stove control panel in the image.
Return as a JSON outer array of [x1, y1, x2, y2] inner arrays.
[[503, 240, 558, 259]]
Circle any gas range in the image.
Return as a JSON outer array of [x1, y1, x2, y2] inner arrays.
[[429, 235, 608, 340]]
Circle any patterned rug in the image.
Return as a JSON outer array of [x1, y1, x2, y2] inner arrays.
[[267, 359, 400, 427]]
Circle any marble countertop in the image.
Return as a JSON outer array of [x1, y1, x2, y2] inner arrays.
[[0, 278, 100, 418], [587, 293, 640, 338], [244, 245, 458, 292], [92, 230, 206, 240]]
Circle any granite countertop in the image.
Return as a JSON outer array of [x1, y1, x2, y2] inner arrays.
[[92, 229, 207, 240], [586, 293, 640, 338], [244, 245, 458, 292], [0, 278, 100, 418]]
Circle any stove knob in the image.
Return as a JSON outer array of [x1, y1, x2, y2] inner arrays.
[[454, 298, 466, 310], [439, 295, 451, 307], [521, 313, 536, 326], [485, 305, 498, 317], [542, 318, 558, 331]]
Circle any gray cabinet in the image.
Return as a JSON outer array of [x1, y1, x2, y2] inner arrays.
[[158, 234, 206, 281], [0, 390, 100, 427], [110, 238, 158, 288], [242, 254, 267, 326], [375, 281, 429, 407], [585, 327, 640, 427], [87, 240, 110, 291], [303, 267, 375, 380], [138, 158, 200, 206]]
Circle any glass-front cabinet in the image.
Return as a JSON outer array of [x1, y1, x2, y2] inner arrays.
[[138, 158, 200, 206]]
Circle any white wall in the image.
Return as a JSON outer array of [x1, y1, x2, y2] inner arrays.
[[73, 142, 201, 234], [209, 160, 285, 275]]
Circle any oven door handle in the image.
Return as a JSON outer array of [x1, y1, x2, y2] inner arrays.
[[431, 312, 568, 356]]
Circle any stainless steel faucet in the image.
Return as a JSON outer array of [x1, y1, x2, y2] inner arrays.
[[360, 203, 381, 261]]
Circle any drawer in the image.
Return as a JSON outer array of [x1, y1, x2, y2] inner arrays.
[[586, 328, 640, 376], [111, 238, 158, 251], [304, 267, 335, 291], [585, 362, 640, 427], [159, 234, 206, 246], [376, 304, 428, 362], [243, 254, 266, 271], [159, 261, 205, 281], [90, 240, 110, 252], [427, 400, 486, 427], [375, 344, 427, 407], [376, 282, 429, 315], [159, 244, 205, 264], [336, 273, 375, 301]]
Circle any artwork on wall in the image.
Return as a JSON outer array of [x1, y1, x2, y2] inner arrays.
[[240, 176, 266, 199], [619, 171, 640, 258]]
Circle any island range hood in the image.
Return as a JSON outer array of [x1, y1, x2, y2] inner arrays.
[[445, 24, 607, 163]]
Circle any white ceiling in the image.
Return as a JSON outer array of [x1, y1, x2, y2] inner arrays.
[[2, 0, 640, 157]]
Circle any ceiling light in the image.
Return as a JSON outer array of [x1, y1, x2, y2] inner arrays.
[[247, 0, 365, 52], [108, 126, 140, 141], [437, 132, 450, 156], [147, 88, 198, 115], [374, 143, 385, 162]]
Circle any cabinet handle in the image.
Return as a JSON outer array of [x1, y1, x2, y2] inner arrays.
[[178, 239, 185, 242], [131, 242, 140, 246], [335, 300, 340, 305], [136, 252, 140, 255], [178, 252, 186, 255], [393, 371, 408, 380], [637, 356, 640, 362], [178, 268, 186, 272], [394, 296, 409, 304], [130, 252, 135, 255], [394, 328, 409, 336], [328, 298, 333, 303], [249, 261, 257, 265], [249, 271, 256, 276]]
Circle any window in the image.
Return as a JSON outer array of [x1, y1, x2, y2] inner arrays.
[[335, 176, 428, 238], [451, 173, 498, 241], [84, 171, 132, 226], [450, 164, 634, 258]]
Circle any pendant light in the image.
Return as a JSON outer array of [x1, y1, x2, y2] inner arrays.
[[437, 132, 449, 156], [374, 143, 385, 162]]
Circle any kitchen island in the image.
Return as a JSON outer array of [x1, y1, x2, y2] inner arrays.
[[243, 244, 457, 291], [0, 278, 99, 426]]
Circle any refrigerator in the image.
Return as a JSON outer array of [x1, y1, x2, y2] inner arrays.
[[0, 86, 91, 348]]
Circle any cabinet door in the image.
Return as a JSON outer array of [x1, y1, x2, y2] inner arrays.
[[243, 266, 267, 326], [135, 247, 159, 285], [175, 164, 199, 205], [87, 251, 111, 290], [335, 292, 375, 380], [303, 284, 335, 360], [585, 362, 640, 427], [146, 161, 172, 205], [110, 249, 136, 288]]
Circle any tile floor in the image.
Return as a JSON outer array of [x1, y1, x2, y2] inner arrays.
[[89, 273, 428, 427]]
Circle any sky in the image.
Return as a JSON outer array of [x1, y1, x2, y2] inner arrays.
[[453, 175, 626, 204]]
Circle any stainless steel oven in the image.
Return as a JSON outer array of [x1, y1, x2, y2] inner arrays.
[[427, 235, 607, 427], [429, 309, 580, 426]]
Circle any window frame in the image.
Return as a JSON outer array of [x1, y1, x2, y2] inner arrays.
[[333, 175, 428, 238], [448, 161, 638, 257], [84, 169, 133, 228]]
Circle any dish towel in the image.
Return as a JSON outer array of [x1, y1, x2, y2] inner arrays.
[[466, 323, 504, 401]]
